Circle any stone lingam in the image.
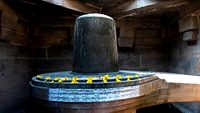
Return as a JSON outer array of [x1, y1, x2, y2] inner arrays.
[[30, 14, 200, 113]]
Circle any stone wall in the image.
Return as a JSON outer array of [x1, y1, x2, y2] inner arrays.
[[116, 18, 169, 71], [169, 1, 200, 75], [168, 1, 200, 112], [33, 17, 74, 74], [0, 1, 33, 113]]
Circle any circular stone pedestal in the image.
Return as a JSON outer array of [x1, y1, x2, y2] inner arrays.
[[30, 70, 157, 113]]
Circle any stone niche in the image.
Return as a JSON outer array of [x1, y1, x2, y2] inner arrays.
[[179, 14, 199, 42]]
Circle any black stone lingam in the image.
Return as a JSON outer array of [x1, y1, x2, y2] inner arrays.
[[30, 13, 155, 113], [73, 14, 118, 73]]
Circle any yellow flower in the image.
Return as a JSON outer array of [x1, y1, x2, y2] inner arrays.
[[127, 75, 132, 81], [134, 74, 139, 78], [134, 74, 141, 80], [86, 76, 94, 84], [45, 76, 51, 81], [50, 80, 54, 83], [36, 74, 43, 79], [104, 74, 110, 79], [61, 77, 68, 81], [71, 77, 79, 84], [115, 74, 122, 82], [54, 76, 60, 81], [102, 74, 110, 83], [58, 79, 63, 83], [102, 77, 108, 83]]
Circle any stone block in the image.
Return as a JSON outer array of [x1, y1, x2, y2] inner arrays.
[[1, 11, 17, 29], [169, 55, 200, 75], [180, 39, 200, 55], [134, 28, 162, 46], [135, 38, 162, 46], [38, 37, 67, 46], [140, 55, 168, 70], [0, 58, 31, 74], [33, 58, 72, 73], [119, 28, 134, 38], [173, 102, 200, 113], [37, 27, 71, 46], [161, 28, 166, 38], [13, 19, 29, 45], [40, 27, 70, 35], [0, 71, 32, 113], [135, 28, 160, 38], [119, 53, 140, 69], [39, 18, 75, 27], [16, 19, 28, 34], [134, 45, 167, 55], [70, 27, 74, 37], [169, 55, 186, 72], [47, 45, 72, 58], [118, 37, 134, 48], [35, 47, 47, 58], [116, 18, 161, 29], [179, 15, 198, 32], [11, 32, 28, 46], [0, 26, 16, 42], [0, 43, 31, 58], [182, 30, 197, 41]]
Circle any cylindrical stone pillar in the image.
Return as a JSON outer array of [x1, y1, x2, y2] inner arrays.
[[73, 13, 118, 73]]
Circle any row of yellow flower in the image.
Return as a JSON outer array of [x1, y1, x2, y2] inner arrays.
[[36, 74, 141, 84]]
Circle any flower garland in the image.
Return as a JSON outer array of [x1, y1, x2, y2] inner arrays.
[[36, 73, 142, 84]]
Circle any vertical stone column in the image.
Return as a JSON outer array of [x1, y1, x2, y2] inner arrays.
[[73, 13, 119, 73]]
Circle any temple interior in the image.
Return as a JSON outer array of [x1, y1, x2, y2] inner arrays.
[[0, 0, 200, 113]]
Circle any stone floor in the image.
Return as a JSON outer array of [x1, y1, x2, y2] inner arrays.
[[137, 103, 182, 113]]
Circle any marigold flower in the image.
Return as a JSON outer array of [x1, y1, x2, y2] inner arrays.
[[127, 75, 132, 81], [61, 77, 68, 81], [86, 76, 94, 84], [134, 74, 141, 80], [102, 74, 110, 83], [58, 79, 63, 83], [36, 75, 43, 79], [115, 74, 122, 82], [104, 74, 110, 79], [71, 77, 79, 84], [45, 76, 51, 81], [54, 76, 60, 81], [134, 74, 139, 78]]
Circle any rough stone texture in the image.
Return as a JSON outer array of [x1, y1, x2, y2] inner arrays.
[[169, 1, 200, 111], [0, 0, 29, 46], [118, 37, 134, 48], [37, 27, 70, 47], [179, 15, 198, 32], [0, 1, 33, 113], [119, 28, 134, 38], [118, 53, 140, 70], [173, 102, 200, 113], [0, 43, 33, 113], [182, 30, 198, 41]]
